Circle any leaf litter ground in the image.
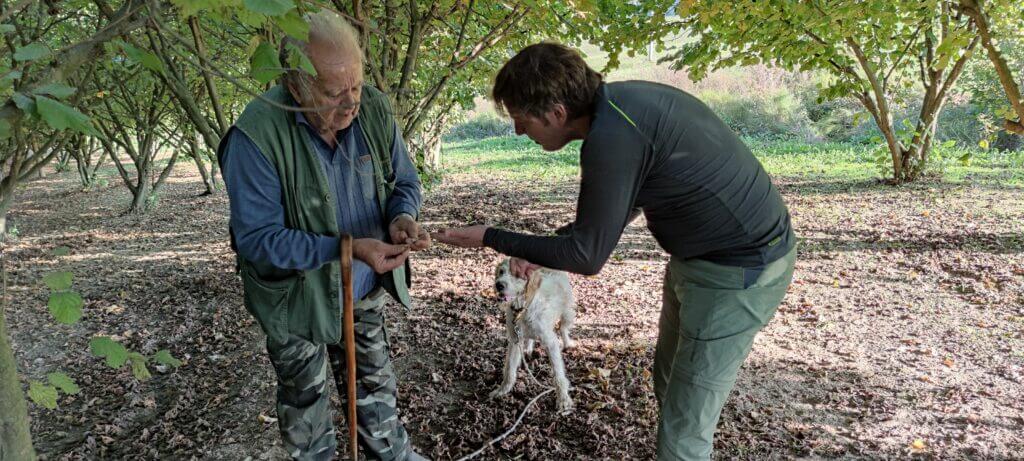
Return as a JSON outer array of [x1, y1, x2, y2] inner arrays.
[[4, 160, 1023, 460]]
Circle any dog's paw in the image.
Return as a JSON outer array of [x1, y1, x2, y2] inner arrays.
[[562, 338, 576, 350], [556, 396, 574, 414]]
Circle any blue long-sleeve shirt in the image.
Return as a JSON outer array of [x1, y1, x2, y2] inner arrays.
[[221, 111, 421, 300]]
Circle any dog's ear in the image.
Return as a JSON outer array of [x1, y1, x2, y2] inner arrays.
[[523, 270, 543, 306]]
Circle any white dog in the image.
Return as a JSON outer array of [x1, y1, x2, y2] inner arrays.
[[490, 258, 577, 413]]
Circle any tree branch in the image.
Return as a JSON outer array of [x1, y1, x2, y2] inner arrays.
[[0, 0, 153, 126], [958, 0, 1024, 134], [0, 0, 38, 24], [188, 16, 227, 134]]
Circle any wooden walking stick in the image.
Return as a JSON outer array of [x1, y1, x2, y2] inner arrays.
[[340, 234, 358, 461]]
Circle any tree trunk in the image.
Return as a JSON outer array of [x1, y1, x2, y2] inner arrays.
[[0, 245, 38, 461], [74, 154, 92, 188], [423, 137, 442, 170], [55, 150, 71, 173], [959, 0, 1024, 134], [189, 133, 216, 196], [856, 92, 907, 181], [78, 140, 107, 189], [0, 165, 20, 236], [129, 172, 149, 215], [208, 153, 220, 190]]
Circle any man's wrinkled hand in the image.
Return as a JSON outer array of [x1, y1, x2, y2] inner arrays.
[[389, 215, 431, 251], [431, 225, 488, 248], [510, 257, 542, 279], [351, 238, 410, 273]]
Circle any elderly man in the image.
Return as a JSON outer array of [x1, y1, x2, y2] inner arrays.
[[218, 10, 430, 461], [435, 43, 797, 460]]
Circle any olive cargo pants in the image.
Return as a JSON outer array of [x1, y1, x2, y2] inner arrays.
[[654, 246, 797, 460]]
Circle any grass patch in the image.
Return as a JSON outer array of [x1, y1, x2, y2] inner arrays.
[[443, 136, 581, 181], [443, 135, 1024, 187]]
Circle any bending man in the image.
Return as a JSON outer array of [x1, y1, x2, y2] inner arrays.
[[435, 43, 796, 461]]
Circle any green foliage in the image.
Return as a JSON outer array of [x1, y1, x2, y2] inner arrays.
[[89, 336, 129, 369], [31, 83, 76, 100], [153, 350, 183, 368], [957, 9, 1024, 139], [249, 41, 282, 85], [117, 41, 166, 76], [0, 69, 22, 88], [285, 42, 316, 76], [35, 96, 99, 137], [444, 113, 512, 141], [47, 291, 83, 324], [934, 101, 987, 147], [443, 136, 581, 181], [587, 0, 680, 72], [169, 0, 207, 17], [12, 92, 36, 114], [243, 0, 295, 16], [445, 134, 1024, 186], [87, 336, 174, 380], [27, 372, 81, 409], [926, 139, 975, 176], [647, 0, 984, 181], [42, 255, 84, 326], [13, 43, 50, 62], [27, 381, 58, 409], [699, 88, 819, 141], [275, 9, 309, 40], [128, 353, 152, 380], [46, 372, 80, 395], [42, 271, 73, 291]]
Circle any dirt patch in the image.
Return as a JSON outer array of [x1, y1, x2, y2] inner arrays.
[[4, 164, 1023, 459]]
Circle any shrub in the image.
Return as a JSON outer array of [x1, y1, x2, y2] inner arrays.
[[443, 113, 512, 141], [699, 88, 821, 142]]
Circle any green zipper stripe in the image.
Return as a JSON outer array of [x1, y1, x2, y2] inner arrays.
[[607, 100, 637, 128]]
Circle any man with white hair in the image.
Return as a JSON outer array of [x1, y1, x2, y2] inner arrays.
[[218, 9, 430, 461]]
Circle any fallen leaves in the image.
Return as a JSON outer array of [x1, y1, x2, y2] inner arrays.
[[4, 148, 1023, 460]]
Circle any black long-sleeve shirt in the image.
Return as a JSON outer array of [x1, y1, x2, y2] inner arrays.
[[483, 81, 794, 275]]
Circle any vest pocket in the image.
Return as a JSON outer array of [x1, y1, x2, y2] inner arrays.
[[241, 265, 297, 344], [356, 153, 377, 200]]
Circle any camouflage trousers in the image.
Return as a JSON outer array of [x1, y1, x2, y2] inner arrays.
[[266, 288, 410, 461]]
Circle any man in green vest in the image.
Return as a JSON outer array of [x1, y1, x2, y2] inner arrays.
[[218, 10, 430, 461], [434, 43, 797, 460]]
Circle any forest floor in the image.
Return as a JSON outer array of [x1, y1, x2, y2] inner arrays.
[[4, 138, 1024, 460]]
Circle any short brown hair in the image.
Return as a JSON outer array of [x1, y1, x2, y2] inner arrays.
[[492, 42, 603, 120]]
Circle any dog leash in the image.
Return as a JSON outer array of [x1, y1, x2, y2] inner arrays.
[[453, 388, 554, 461], [455, 298, 553, 461]]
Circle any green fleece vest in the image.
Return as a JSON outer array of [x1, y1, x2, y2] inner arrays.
[[222, 84, 413, 345]]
